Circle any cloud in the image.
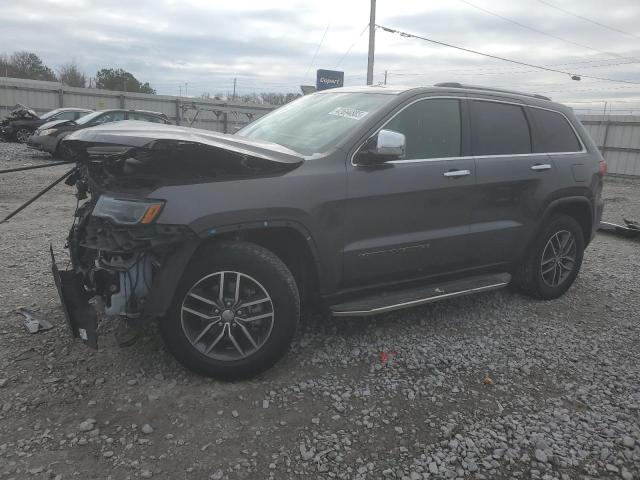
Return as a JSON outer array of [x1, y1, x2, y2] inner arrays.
[[1, 0, 640, 110]]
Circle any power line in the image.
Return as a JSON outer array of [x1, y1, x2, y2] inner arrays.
[[376, 24, 640, 85], [389, 60, 640, 80], [303, 22, 331, 83], [387, 56, 640, 75], [458, 0, 637, 60], [538, 0, 640, 40], [335, 24, 369, 68]]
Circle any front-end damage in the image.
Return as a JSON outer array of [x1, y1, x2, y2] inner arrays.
[[52, 122, 303, 348]]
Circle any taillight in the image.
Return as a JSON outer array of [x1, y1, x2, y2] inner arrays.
[[598, 160, 607, 177]]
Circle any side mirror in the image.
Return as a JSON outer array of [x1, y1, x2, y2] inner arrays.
[[356, 129, 406, 165]]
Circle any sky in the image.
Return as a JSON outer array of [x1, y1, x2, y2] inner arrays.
[[2, 0, 640, 113]]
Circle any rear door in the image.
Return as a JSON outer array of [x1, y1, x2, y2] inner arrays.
[[467, 98, 557, 268], [343, 96, 476, 287]]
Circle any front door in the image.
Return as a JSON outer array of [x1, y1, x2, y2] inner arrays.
[[342, 97, 476, 288]]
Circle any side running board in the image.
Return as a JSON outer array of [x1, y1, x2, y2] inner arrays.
[[330, 273, 511, 317]]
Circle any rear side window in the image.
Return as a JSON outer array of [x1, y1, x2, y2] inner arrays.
[[384, 98, 461, 160], [529, 108, 581, 153], [54, 111, 79, 120], [128, 112, 166, 123], [471, 101, 531, 155]]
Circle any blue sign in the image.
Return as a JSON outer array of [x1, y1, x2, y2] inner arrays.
[[316, 69, 344, 91]]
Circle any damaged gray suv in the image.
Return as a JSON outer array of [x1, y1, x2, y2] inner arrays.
[[53, 83, 605, 378]]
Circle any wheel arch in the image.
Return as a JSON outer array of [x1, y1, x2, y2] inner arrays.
[[542, 196, 593, 244], [144, 222, 323, 318]]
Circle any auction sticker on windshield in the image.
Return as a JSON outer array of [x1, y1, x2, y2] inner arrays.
[[328, 107, 369, 120]]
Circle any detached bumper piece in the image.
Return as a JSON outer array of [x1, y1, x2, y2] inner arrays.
[[599, 218, 640, 239], [50, 246, 98, 349]]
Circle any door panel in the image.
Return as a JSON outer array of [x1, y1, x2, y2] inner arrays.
[[467, 99, 557, 267], [343, 159, 476, 286], [342, 97, 475, 288], [467, 153, 556, 267]]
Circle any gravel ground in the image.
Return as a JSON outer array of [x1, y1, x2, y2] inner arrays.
[[0, 141, 639, 480]]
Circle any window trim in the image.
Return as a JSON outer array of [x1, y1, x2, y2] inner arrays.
[[350, 95, 586, 166]]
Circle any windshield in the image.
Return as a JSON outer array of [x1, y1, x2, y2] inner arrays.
[[236, 92, 394, 154], [75, 111, 105, 125], [40, 109, 60, 120]]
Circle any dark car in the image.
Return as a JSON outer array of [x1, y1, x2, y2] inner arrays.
[[52, 83, 605, 379], [0, 105, 93, 143], [27, 109, 171, 157]]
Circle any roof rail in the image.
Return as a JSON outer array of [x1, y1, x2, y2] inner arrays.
[[434, 82, 551, 101]]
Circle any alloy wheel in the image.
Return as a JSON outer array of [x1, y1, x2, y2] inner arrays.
[[540, 230, 576, 287], [16, 128, 31, 143], [180, 271, 275, 361]]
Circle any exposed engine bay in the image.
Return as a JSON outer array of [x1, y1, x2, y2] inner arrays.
[[48, 123, 303, 348]]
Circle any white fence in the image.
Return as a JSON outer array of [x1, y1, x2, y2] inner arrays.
[[577, 115, 640, 177], [1, 78, 639, 176], [0, 77, 274, 133]]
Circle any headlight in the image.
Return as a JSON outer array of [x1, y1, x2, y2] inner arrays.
[[41, 128, 58, 136], [93, 196, 165, 225]]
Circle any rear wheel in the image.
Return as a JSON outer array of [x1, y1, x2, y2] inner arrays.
[[15, 128, 31, 143], [514, 214, 584, 299], [160, 241, 300, 379]]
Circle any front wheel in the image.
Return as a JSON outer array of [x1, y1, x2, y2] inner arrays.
[[160, 241, 300, 379], [514, 214, 585, 299], [15, 128, 32, 143]]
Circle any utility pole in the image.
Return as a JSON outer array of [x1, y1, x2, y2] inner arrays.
[[233, 78, 237, 100], [179, 85, 182, 97], [185, 82, 188, 97], [384, 70, 388, 85], [366, 0, 376, 85]]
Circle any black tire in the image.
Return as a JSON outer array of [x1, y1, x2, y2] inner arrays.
[[14, 128, 32, 143], [160, 241, 300, 379], [514, 214, 585, 299]]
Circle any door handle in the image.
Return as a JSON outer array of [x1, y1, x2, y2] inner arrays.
[[530, 163, 552, 171], [443, 169, 471, 178]]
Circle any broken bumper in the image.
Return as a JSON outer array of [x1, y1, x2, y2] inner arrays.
[[50, 246, 98, 349]]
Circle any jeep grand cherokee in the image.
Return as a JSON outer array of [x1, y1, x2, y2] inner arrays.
[[52, 83, 605, 379]]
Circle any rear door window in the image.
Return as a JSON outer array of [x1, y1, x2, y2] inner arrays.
[[94, 111, 126, 124], [529, 108, 582, 153], [54, 111, 79, 121], [384, 98, 461, 159], [128, 112, 165, 123], [471, 100, 531, 155]]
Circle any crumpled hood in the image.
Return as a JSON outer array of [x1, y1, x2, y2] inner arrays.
[[64, 120, 304, 165]]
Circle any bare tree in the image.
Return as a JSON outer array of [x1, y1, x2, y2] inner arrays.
[[58, 60, 86, 87], [9, 51, 56, 81]]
